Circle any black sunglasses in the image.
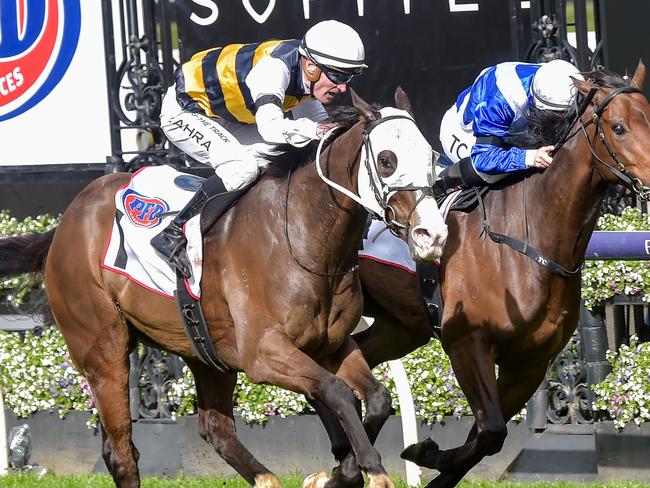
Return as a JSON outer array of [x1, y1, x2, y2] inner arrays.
[[319, 64, 357, 85], [300, 40, 363, 85]]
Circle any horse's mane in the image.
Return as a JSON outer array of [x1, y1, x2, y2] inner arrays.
[[507, 68, 631, 148], [264, 105, 361, 177]]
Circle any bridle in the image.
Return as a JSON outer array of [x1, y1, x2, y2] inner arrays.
[[315, 114, 435, 238], [361, 116, 436, 236], [284, 113, 435, 278], [557, 84, 650, 200], [582, 86, 650, 200]]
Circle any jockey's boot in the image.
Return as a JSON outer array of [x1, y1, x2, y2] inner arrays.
[[432, 157, 484, 198], [151, 174, 227, 278]]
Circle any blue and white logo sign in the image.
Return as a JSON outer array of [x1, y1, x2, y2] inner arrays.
[[0, 0, 81, 121]]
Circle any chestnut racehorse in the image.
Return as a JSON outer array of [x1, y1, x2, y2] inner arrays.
[[0, 89, 447, 488], [323, 64, 650, 488]]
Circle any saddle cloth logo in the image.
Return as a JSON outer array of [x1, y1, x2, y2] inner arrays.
[[0, 0, 81, 121], [122, 189, 170, 228]]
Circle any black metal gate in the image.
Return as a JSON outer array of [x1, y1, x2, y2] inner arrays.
[[101, 0, 181, 173]]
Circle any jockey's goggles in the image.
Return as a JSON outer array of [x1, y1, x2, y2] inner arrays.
[[319, 64, 360, 85], [300, 41, 363, 85]]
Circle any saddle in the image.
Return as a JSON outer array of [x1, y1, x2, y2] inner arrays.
[[172, 174, 249, 234], [436, 185, 489, 212], [418, 185, 489, 340]]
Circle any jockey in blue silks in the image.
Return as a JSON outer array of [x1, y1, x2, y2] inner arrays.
[[436, 59, 583, 192]]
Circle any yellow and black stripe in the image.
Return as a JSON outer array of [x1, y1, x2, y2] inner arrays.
[[174, 39, 308, 124]]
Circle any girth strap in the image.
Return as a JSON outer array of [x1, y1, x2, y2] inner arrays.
[[174, 271, 231, 372], [416, 261, 442, 340]]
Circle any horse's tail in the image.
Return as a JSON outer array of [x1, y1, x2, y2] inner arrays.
[[0, 228, 56, 278], [0, 228, 56, 326]]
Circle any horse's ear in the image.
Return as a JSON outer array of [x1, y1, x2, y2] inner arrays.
[[631, 59, 646, 90], [394, 86, 415, 119], [571, 76, 597, 96], [350, 88, 380, 123]]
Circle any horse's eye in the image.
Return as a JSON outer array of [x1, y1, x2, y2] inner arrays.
[[376, 150, 397, 177], [612, 123, 627, 135]]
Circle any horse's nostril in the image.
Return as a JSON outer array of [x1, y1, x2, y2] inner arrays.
[[412, 227, 432, 241], [412, 225, 448, 249], [413, 226, 444, 246]]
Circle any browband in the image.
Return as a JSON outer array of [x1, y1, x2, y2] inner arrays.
[[594, 86, 641, 118]]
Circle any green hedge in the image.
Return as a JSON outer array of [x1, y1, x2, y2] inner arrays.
[[593, 335, 650, 429], [0, 326, 470, 426], [1, 209, 649, 428], [581, 207, 650, 309], [3, 322, 649, 429]]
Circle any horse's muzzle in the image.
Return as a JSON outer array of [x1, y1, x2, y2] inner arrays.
[[410, 223, 448, 261]]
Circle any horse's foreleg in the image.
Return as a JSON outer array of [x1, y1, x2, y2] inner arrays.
[[357, 262, 432, 370], [311, 342, 393, 488], [187, 360, 280, 488], [422, 359, 552, 488], [331, 344, 392, 446], [496, 359, 550, 423], [309, 399, 364, 488], [245, 333, 393, 488], [402, 327, 505, 476], [424, 470, 470, 488]]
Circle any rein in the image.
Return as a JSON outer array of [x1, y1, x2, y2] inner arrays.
[[550, 87, 597, 154], [284, 166, 360, 278], [480, 83, 646, 278], [555, 85, 648, 198]]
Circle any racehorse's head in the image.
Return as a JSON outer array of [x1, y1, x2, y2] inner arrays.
[[350, 87, 447, 261], [574, 61, 650, 199]]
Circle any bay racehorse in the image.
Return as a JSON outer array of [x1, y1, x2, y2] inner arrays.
[[0, 89, 448, 488], [331, 63, 650, 488]]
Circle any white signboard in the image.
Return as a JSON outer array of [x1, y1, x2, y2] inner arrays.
[[0, 1, 111, 166]]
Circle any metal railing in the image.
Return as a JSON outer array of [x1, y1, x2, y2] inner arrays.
[[101, 0, 183, 173]]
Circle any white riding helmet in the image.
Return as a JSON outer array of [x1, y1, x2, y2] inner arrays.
[[299, 20, 367, 72], [532, 59, 584, 111]]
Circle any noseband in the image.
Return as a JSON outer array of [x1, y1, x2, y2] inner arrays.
[[578, 85, 650, 200]]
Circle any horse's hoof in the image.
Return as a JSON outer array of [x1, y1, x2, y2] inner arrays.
[[367, 473, 394, 488], [400, 437, 440, 469], [255, 473, 282, 488], [302, 471, 330, 488]]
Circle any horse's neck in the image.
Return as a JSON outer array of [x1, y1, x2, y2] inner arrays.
[[528, 131, 608, 265], [289, 126, 367, 270]]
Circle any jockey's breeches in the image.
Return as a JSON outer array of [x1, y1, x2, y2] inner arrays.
[[160, 87, 275, 191]]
